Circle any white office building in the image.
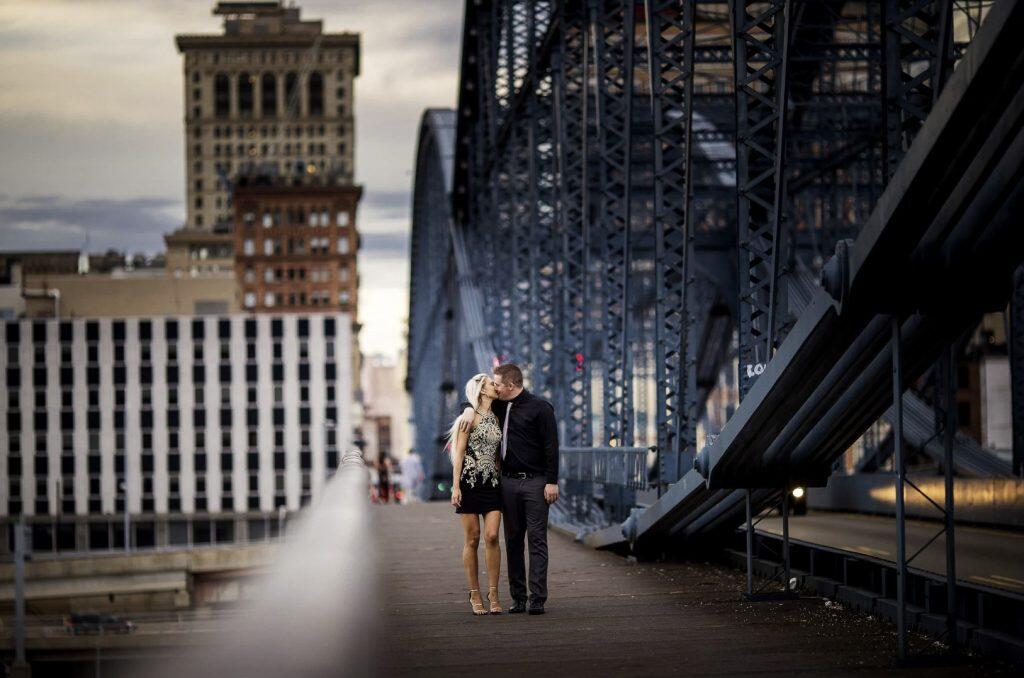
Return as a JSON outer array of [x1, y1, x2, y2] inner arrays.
[[1, 313, 353, 552]]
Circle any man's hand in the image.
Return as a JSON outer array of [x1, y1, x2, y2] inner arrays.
[[457, 406, 475, 433], [543, 483, 559, 505]]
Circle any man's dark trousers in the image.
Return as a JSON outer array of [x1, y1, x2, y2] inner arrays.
[[501, 474, 549, 604]]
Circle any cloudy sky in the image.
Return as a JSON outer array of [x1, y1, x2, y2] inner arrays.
[[0, 0, 463, 360]]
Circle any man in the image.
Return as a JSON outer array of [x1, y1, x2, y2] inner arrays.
[[399, 450, 425, 503], [459, 363, 559, 615]]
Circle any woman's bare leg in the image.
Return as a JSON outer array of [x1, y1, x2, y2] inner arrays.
[[460, 513, 483, 607], [482, 510, 502, 589], [482, 510, 502, 610]]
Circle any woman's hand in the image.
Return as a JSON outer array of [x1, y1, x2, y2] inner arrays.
[[451, 487, 462, 508]]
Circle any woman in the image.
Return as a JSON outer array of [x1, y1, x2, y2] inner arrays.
[[449, 373, 503, 615]]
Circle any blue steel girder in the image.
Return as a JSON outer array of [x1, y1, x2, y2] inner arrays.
[[646, 0, 699, 487], [553, 0, 593, 447], [591, 0, 636, 447], [732, 0, 791, 400], [882, 0, 955, 179]]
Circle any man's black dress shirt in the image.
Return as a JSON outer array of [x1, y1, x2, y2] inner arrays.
[[466, 390, 559, 484]]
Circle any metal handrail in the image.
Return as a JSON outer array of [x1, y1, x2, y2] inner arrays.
[[559, 446, 653, 491]]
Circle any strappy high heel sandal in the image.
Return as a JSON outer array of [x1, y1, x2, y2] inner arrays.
[[487, 586, 503, 614], [468, 589, 487, 616]]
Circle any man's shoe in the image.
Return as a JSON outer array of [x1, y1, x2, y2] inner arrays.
[[508, 599, 528, 614], [528, 600, 545, 615]]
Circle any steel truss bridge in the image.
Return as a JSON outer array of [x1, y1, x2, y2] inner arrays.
[[409, 0, 1024, 660]]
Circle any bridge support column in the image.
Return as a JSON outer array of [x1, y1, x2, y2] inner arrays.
[[745, 490, 754, 596], [943, 342, 958, 653], [892, 316, 908, 661]]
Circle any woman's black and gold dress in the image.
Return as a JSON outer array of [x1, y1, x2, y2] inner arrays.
[[455, 410, 502, 514]]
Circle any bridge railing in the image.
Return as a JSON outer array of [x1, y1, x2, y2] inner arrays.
[[556, 446, 654, 528], [559, 446, 652, 491]]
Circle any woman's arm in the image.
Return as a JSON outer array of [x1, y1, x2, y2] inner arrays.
[[450, 425, 470, 507]]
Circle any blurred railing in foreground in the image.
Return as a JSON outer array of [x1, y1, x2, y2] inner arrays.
[[143, 449, 374, 678]]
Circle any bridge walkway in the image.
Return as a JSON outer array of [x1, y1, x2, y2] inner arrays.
[[373, 502, 1000, 677]]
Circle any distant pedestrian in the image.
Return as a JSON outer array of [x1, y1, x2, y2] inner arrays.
[[377, 452, 392, 503], [400, 450, 425, 503]]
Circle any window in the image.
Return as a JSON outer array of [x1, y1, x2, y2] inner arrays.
[[264, 293, 275, 307], [337, 237, 349, 254], [261, 73, 277, 116], [214, 73, 230, 117], [243, 239, 254, 255], [244, 292, 256, 308], [244, 267, 255, 283], [238, 72, 254, 116], [264, 239, 274, 255], [284, 72, 298, 111], [336, 211, 349, 227]]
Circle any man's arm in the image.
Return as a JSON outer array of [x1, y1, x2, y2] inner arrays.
[[457, 405, 475, 433], [540, 401, 559, 504]]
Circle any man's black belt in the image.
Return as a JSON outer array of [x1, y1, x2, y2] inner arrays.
[[502, 470, 539, 479]]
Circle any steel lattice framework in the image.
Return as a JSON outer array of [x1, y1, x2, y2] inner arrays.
[[410, 0, 1012, 506]]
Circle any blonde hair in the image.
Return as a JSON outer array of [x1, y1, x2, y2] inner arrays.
[[445, 373, 489, 451]]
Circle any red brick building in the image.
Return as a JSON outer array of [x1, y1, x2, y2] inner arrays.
[[233, 179, 361, 317]]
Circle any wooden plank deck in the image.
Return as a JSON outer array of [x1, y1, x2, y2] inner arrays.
[[373, 502, 1006, 677]]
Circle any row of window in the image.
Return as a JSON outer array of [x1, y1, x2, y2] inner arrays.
[[7, 378, 338, 420], [241, 206, 350, 229], [243, 266, 349, 284], [212, 72, 328, 118], [244, 291, 350, 309], [187, 48, 352, 68], [192, 158, 347, 180], [196, 123, 343, 140], [4, 317, 338, 344], [203, 141, 335, 158], [241, 236, 351, 256]]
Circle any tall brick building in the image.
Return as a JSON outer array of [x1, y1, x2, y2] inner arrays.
[[233, 177, 361, 317], [175, 1, 359, 232]]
